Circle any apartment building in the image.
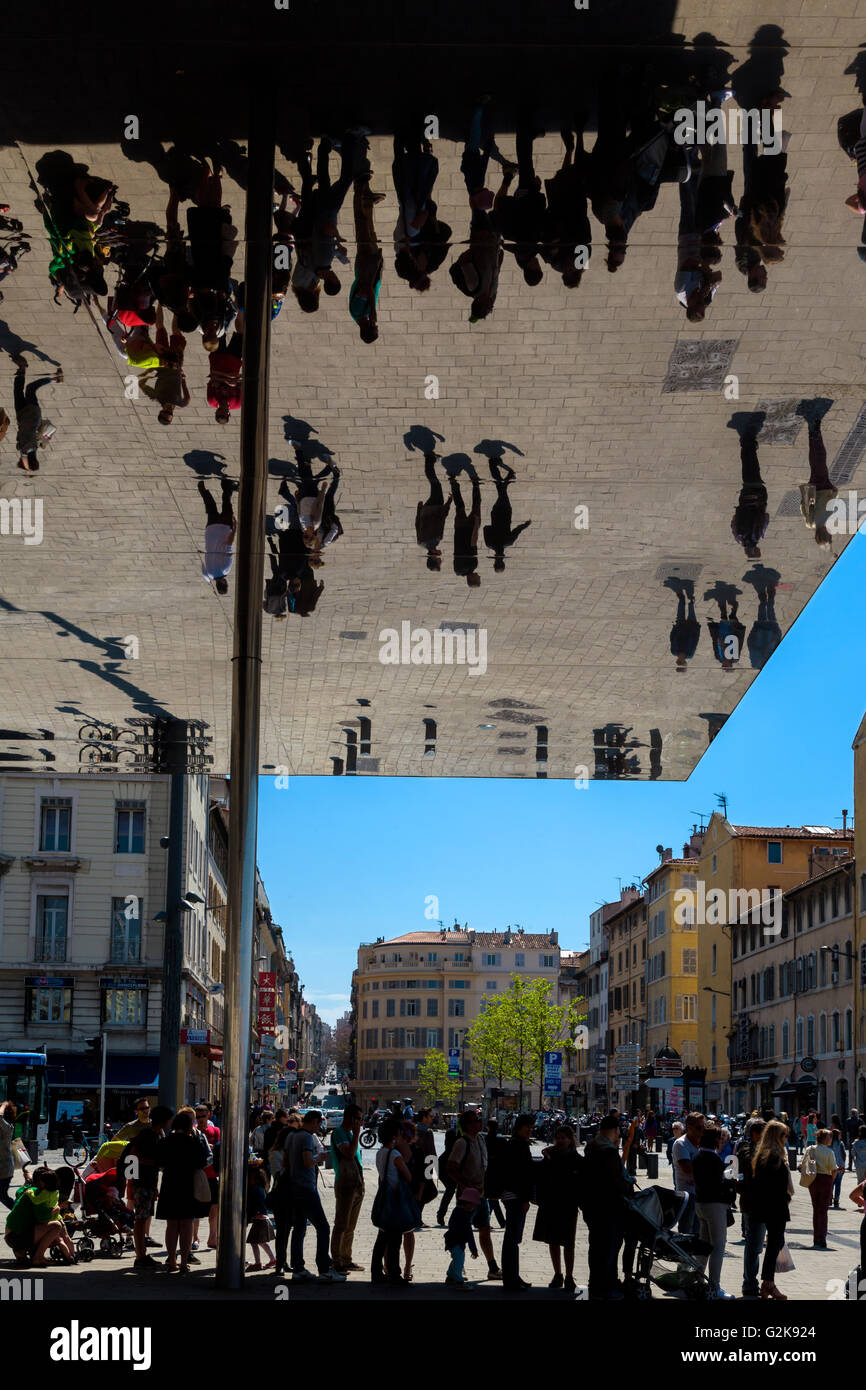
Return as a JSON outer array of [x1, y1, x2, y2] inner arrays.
[[0, 771, 228, 1119], [559, 948, 588, 1104], [698, 814, 855, 1107], [585, 900, 616, 1110], [729, 857, 857, 1119], [604, 887, 645, 1109], [642, 836, 707, 1113], [352, 926, 561, 1111]]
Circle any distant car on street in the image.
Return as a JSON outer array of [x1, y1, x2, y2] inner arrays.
[[319, 1093, 346, 1131]]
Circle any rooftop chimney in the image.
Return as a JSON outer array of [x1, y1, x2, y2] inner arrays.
[[843, 809, 848, 833], [662, 848, 673, 863]]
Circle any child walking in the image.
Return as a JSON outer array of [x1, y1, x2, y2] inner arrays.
[[246, 1161, 276, 1270], [444, 1185, 480, 1287]]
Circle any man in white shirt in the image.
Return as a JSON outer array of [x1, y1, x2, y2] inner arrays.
[[198, 477, 238, 594], [672, 1112, 706, 1234]]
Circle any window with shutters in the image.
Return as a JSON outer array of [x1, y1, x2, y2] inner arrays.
[[40, 799, 72, 852], [682, 948, 697, 974]]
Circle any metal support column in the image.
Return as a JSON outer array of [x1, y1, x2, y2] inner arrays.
[[216, 91, 275, 1291]]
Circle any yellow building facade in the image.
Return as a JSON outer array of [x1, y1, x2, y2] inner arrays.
[[644, 858, 701, 1111]]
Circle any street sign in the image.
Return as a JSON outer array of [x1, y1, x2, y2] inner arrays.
[[181, 1028, 209, 1046], [543, 1050, 563, 1096], [447, 1048, 460, 1077]]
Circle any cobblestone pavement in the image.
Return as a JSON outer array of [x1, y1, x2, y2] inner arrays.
[[6, 1141, 862, 1302], [2, 6, 866, 778]]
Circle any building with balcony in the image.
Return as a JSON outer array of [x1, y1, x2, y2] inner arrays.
[[729, 858, 857, 1119], [352, 926, 561, 1111], [697, 815, 854, 1108], [604, 886, 646, 1110], [0, 771, 214, 1121], [585, 900, 616, 1110], [560, 948, 589, 1108], [641, 837, 707, 1112]]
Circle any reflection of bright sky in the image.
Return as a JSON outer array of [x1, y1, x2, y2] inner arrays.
[[258, 530, 866, 1007]]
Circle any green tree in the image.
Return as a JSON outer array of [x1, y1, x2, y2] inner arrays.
[[465, 991, 514, 1098], [417, 1049, 460, 1108], [499, 977, 587, 1109]]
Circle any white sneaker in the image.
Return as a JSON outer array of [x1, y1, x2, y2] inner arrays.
[[318, 1269, 348, 1283]]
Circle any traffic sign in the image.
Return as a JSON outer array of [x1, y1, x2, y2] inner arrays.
[[543, 1050, 563, 1096], [447, 1048, 460, 1077]]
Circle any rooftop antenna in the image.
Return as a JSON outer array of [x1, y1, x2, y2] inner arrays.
[[690, 811, 709, 830], [714, 793, 728, 818]]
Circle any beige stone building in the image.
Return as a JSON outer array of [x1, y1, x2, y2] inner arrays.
[[0, 770, 228, 1124], [352, 926, 561, 1111], [728, 856, 856, 1120]]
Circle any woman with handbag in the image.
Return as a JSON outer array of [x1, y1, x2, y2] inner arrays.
[[155, 1110, 210, 1274], [801, 1129, 838, 1248], [750, 1119, 791, 1300], [370, 1116, 418, 1287]]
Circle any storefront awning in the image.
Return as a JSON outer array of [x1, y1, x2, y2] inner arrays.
[[746, 1073, 774, 1085]]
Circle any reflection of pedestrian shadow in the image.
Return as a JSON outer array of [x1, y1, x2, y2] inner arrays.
[[473, 437, 525, 460], [441, 452, 478, 481], [183, 449, 227, 478], [703, 579, 742, 610], [404, 424, 446, 454], [740, 563, 780, 598], [281, 414, 333, 463]]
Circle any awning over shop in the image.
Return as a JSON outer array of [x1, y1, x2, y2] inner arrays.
[[746, 1073, 774, 1085], [47, 1054, 159, 1089], [772, 1077, 816, 1096]]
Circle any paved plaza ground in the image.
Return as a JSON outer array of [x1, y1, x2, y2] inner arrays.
[[5, 1137, 862, 1303]]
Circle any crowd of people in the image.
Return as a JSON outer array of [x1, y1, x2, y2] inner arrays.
[[5, 1090, 866, 1297]]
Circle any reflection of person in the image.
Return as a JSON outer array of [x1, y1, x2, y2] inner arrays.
[[493, 110, 546, 286], [734, 112, 789, 293], [746, 579, 782, 671], [669, 585, 700, 671], [206, 331, 243, 424], [450, 475, 482, 587], [349, 165, 384, 344], [450, 102, 509, 322], [731, 424, 769, 558], [797, 413, 837, 549], [14, 359, 60, 472], [415, 452, 451, 571], [706, 593, 746, 671], [186, 161, 238, 348], [199, 478, 238, 594], [392, 123, 451, 291], [138, 307, 189, 425], [541, 121, 592, 288], [483, 459, 531, 571]]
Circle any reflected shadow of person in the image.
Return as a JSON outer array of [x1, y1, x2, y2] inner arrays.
[[703, 581, 746, 671], [483, 459, 531, 573], [663, 577, 699, 673], [450, 474, 482, 587], [741, 564, 782, 669], [415, 452, 451, 572]]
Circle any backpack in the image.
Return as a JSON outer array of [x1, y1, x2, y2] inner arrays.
[[439, 1126, 461, 1182]]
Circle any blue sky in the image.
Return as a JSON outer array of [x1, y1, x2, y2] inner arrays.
[[257, 532, 866, 1025]]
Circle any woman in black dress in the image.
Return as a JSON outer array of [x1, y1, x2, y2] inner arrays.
[[156, 1110, 210, 1274], [749, 1119, 792, 1300], [532, 1124, 581, 1291]]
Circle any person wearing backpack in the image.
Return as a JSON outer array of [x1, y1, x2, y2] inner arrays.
[[484, 1118, 507, 1228], [121, 1104, 173, 1272], [446, 1109, 502, 1281]]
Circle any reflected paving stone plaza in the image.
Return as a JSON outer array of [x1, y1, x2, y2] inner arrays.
[[2, 0, 866, 1324], [2, 1, 865, 779]]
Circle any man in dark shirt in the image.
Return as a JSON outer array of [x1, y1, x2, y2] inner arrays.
[[583, 1112, 632, 1300], [499, 1113, 537, 1291], [123, 1104, 172, 1270]]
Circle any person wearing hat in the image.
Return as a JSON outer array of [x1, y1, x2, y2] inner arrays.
[[445, 1185, 480, 1287]]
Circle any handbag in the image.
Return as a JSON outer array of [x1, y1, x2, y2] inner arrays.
[[775, 1242, 795, 1274], [799, 1147, 817, 1187], [193, 1167, 211, 1203], [12, 1138, 30, 1169], [0, 408, 9, 443], [372, 1150, 421, 1232]]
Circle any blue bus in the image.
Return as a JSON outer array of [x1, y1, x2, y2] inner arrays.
[[0, 1052, 49, 1154]]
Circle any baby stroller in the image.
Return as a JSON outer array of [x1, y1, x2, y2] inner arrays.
[[623, 1186, 712, 1301], [77, 1169, 134, 1259]]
